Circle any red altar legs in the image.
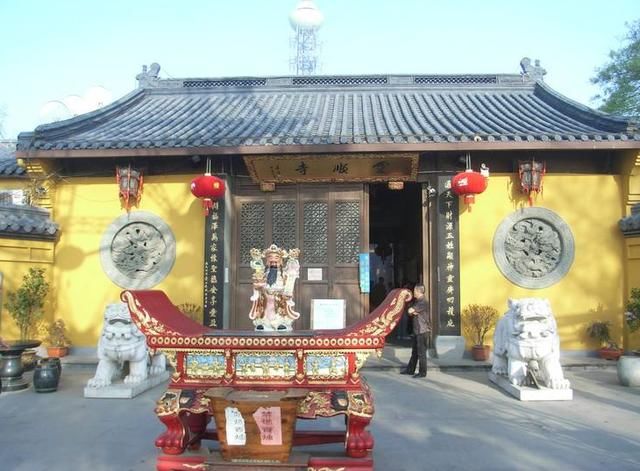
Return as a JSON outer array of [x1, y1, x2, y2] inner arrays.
[[122, 288, 412, 470]]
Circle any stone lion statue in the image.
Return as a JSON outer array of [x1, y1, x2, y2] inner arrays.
[[87, 302, 166, 388], [491, 298, 570, 389]]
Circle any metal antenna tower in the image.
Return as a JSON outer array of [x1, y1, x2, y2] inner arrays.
[[289, 0, 324, 75]]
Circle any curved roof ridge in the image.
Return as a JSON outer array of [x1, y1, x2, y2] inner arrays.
[[17, 89, 146, 149], [534, 81, 636, 134]]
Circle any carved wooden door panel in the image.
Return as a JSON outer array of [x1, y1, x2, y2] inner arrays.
[[231, 183, 367, 330]]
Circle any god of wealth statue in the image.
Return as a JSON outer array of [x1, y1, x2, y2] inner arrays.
[[248, 244, 301, 331]]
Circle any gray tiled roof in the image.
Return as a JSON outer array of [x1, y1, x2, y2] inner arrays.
[[17, 73, 639, 153], [0, 159, 26, 177], [0, 204, 59, 239], [0, 141, 25, 177]]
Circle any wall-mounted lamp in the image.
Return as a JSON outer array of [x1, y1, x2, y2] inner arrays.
[[116, 165, 143, 211]]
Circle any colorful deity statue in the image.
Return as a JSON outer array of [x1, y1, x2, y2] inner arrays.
[[249, 244, 301, 331]]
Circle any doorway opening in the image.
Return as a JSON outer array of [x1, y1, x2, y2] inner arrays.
[[369, 183, 423, 343]]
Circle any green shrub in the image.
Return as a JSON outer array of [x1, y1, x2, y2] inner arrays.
[[6, 268, 49, 340], [462, 304, 499, 346]]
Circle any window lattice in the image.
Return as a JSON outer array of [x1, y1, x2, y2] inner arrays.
[[414, 75, 498, 85], [272, 201, 297, 250], [335, 201, 360, 264], [183, 79, 267, 88], [292, 76, 388, 87], [239, 202, 265, 263], [303, 202, 328, 264]]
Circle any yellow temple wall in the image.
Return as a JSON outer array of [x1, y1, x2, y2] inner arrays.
[[49, 175, 205, 347], [0, 238, 55, 339], [3, 163, 636, 352], [459, 173, 626, 352]]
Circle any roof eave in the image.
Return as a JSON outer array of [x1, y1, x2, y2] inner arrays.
[[534, 81, 637, 133], [0, 231, 58, 241], [16, 89, 147, 149], [15, 139, 640, 159]]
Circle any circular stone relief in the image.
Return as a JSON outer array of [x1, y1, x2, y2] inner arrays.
[[493, 207, 574, 289], [100, 211, 176, 289]]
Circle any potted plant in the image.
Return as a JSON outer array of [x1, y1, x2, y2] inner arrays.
[[44, 319, 71, 358], [586, 320, 622, 360], [5, 268, 49, 369], [624, 287, 640, 334], [462, 304, 499, 361], [618, 288, 640, 386], [6, 267, 49, 341]]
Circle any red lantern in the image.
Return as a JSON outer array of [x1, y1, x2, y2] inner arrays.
[[190, 174, 225, 215], [451, 169, 488, 208]]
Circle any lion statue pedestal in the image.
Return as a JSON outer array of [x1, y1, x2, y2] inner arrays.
[[488, 298, 572, 401], [84, 302, 170, 399]]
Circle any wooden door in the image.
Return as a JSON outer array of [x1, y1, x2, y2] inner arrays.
[[231, 183, 368, 330]]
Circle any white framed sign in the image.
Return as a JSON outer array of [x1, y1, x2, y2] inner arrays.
[[311, 299, 346, 330]]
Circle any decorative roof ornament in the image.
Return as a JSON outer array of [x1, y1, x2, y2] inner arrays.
[[136, 63, 161, 88], [520, 57, 547, 81]]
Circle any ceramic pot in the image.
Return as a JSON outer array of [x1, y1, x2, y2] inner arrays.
[[46, 346, 69, 358], [33, 359, 61, 393], [617, 355, 640, 387], [46, 357, 62, 375], [471, 345, 491, 361], [597, 348, 623, 360]]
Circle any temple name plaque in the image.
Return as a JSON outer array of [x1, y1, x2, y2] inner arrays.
[[244, 153, 419, 184], [310, 299, 346, 330]]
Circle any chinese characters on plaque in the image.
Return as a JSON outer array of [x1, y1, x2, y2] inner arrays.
[[244, 153, 418, 184], [204, 199, 225, 329], [437, 176, 461, 335]]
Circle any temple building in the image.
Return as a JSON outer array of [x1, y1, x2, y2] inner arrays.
[[2, 59, 640, 353]]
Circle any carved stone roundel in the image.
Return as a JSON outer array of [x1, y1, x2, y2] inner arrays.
[[100, 211, 176, 289], [493, 207, 574, 289]]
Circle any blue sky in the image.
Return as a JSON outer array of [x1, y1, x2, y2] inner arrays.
[[0, 0, 638, 139]]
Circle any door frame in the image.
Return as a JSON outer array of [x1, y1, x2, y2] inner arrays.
[[421, 183, 436, 341]]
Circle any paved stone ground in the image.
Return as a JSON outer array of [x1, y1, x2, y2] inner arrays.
[[1, 365, 638, 471]]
